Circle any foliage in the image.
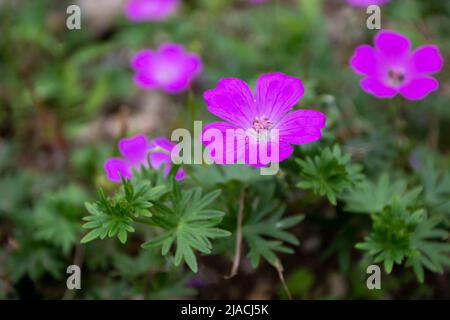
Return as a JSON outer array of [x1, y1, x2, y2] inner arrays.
[[344, 174, 450, 282], [296, 145, 364, 204], [141, 186, 230, 273], [0, 0, 449, 300]]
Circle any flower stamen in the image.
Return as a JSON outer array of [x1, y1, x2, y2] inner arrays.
[[252, 116, 272, 133]]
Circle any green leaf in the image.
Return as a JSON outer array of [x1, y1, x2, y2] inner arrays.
[[296, 145, 364, 205], [141, 188, 230, 273]]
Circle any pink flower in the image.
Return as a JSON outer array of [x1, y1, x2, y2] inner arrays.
[[104, 134, 185, 182], [124, 0, 179, 22], [201, 72, 326, 166], [347, 0, 390, 6], [131, 43, 202, 94], [350, 30, 443, 100]]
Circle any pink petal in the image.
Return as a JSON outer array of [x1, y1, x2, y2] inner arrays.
[[277, 109, 326, 145], [158, 42, 186, 56], [202, 122, 246, 165], [399, 77, 439, 100], [133, 72, 159, 89], [360, 77, 398, 98], [104, 158, 133, 183], [125, 0, 179, 22], [204, 78, 256, 128], [175, 168, 186, 180], [347, 0, 390, 6], [375, 30, 411, 62], [150, 136, 175, 152], [131, 49, 155, 70], [248, 139, 294, 167], [119, 134, 150, 166], [149, 151, 171, 171], [255, 72, 304, 123], [350, 45, 378, 77], [409, 45, 443, 74], [185, 53, 203, 76]]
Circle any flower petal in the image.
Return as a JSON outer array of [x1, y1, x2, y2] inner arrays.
[[360, 77, 397, 98], [277, 109, 326, 145], [125, 0, 179, 22], [399, 77, 439, 100], [204, 78, 256, 128], [133, 72, 159, 89], [409, 45, 443, 74], [375, 30, 410, 62], [248, 139, 294, 167], [255, 72, 304, 123], [131, 49, 155, 70], [150, 137, 175, 152], [202, 122, 247, 165], [350, 45, 378, 77], [119, 134, 150, 166], [104, 158, 132, 183]]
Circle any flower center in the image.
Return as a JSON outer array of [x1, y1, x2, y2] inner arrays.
[[387, 68, 406, 87], [252, 116, 272, 133]]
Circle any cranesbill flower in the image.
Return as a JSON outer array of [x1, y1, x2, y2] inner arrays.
[[350, 30, 443, 100], [131, 43, 202, 93], [104, 134, 184, 182], [202, 72, 326, 166], [149, 137, 186, 180], [124, 0, 179, 22], [347, 0, 390, 6]]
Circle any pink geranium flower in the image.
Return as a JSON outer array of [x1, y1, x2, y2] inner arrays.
[[350, 30, 443, 100], [131, 43, 202, 94], [124, 0, 179, 22], [347, 0, 390, 6], [104, 134, 185, 182], [202, 72, 326, 166]]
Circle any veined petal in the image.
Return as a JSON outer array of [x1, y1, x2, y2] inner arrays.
[[204, 78, 256, 128], [277, 109, 326, 145], [202, 122, 246, 165], [255, 72, 304, 123]]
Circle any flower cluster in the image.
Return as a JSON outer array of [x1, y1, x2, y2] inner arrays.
[[107, 6, 444, 183], [104, 134, 184, 183]]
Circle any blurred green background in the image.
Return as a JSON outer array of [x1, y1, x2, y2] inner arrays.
[[0, 0, 449, 299]]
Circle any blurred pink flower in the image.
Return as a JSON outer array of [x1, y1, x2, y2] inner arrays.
[[124, 0, 179, 22], [202, 72, 326, 166], [131, 43, 202, 94], [104, 134, 184, 182], [350, 30, 443, 100], [347, 0, 390, 6]]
